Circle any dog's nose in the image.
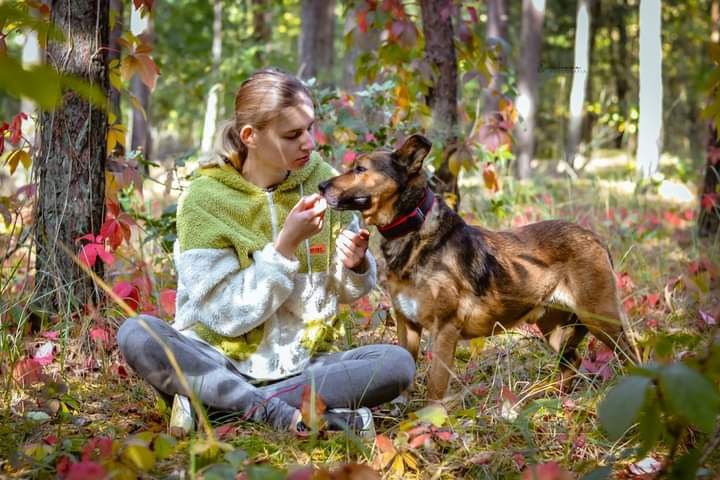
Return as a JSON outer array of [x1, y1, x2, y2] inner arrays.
[[318, 181, 329, 194]]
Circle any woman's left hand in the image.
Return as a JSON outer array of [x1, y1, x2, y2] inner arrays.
[[337, 228, 370, 272]]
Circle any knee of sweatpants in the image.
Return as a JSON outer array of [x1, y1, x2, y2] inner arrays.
[[117, 314, 162, 358], [391, 345, 416, 390]]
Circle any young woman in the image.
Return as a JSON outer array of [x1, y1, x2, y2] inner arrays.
[[117, 68, 415, 434]]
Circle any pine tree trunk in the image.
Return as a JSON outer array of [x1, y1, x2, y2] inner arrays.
[[33, 0, 109, 316], [636, 0, 663, 179], [611, 0, 629, 148], [515, 0, 546, 180], [298, 0, 335, 83], [419, 0, 460, 208]]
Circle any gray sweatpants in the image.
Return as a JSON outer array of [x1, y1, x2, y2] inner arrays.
[[117, 315, 415, 431]]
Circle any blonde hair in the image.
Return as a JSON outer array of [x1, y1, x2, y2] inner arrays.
[[205, 68, 313, 170]]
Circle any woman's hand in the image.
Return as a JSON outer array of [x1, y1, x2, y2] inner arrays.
[[337, 228, 370, 272], [275, 194, 327, 259]]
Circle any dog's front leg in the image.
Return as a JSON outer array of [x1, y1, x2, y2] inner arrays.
[[396, 311, 423, 361], [427, 322, 460, 401]]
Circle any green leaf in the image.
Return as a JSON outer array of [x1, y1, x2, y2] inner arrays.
[[659, 363, 720, 432], [637, 388, 663, 456], [203, 464, 238, 480], [152, 433, 176, 460], [245, 465, 286, 480], [412, 403, 448, 427], [224, 449, 248, 470], [598, 376, 651, 440], [122, 443, 156, 471], [61, 75, 107, 109], [581, 466, 612, 480], [669, 448, 701, 480], [0, 56, 62, 109]]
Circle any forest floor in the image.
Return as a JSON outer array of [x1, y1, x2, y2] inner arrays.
[[1, 154, 719, 479]]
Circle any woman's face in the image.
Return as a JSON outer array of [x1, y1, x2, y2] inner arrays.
[[251, 95, 316, 173]]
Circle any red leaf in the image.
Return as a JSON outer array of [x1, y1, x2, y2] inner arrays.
[[90, 327, 111, 345], [12, 357, 44, 387], [408, 433, 432, 449], [467, 6, 479, 23], [313, 128, 327, 146], [433, 430, 455, 442], [159, 289, 177, 316], [66, 460, 107, 480], [300, 384, 327, 429], [95, 246, 115, 266], [44, 435, 58, 445], [41, 331, 59, 340], [81, 437, 113, 461], [357, 9, 369, 33], [522, 462, 574, 480], [643, 293, 661, 308], [56, 456, 72, 477], [113, 281, 140, 310], [78, 244, 98, 268], [375, 434, 396, 454], [699, 309, 717, 327], [701, 193, 718, 211], [214, 424, 237, 440], [342, 150, 357, 166], [9, 112, 27, 145]]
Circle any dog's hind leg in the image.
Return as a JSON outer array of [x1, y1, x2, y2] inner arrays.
[[537, 309, 588, 391], [396, 311, 423, 362], [427, 322, 461, 401]]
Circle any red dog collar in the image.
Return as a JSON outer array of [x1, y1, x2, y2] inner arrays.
[[378, 189, 435, 240]]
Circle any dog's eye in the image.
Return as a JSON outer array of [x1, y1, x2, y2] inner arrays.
[[354, 165, 366, 173]]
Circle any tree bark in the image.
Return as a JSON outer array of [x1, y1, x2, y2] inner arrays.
[[636, 0, 663, 179], [298, 0, 335, 83], [514, 0, 546, 180], [484, 0, 508, 118], [698, 0, 720, 237], [419, 0, 460, 207], [200, 0, 222, 158], [252, 0, 272, 67], [108, 0, 123, 124], [565, 0, 593, 168], [610, 0, 629, 148], [33, 0, 109, 315], [581, 0, 602, 155]]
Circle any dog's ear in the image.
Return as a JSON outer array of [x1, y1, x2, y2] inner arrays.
[[393, 134, 432, 173]]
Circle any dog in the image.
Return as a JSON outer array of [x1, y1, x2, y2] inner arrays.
[[318, 134, 636, 401]]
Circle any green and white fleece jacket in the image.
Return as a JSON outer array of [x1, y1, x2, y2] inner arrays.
[[172, 155, 377, 381]]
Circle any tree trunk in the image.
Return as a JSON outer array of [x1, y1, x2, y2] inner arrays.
[[565, 0, 593, 168], [581, 0, 602, 155], [200, 0, 222, 159], [636, 0, 663, 179], [342, 8, 380, 91], [33, 0, 109, 315], [419, 0, 460, 207], [611, 0, 629, 148], [515, 0, 546, 180], [298, 0, 335, 83], [252, 0, 272, 67], [699, 125, 720, 236], [108, 0, 123, 123], [698, 0, 720, 237], [484, 0, 508, 118], [130, 4, 153, 161]]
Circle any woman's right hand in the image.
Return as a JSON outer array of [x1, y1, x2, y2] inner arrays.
[[275, 194, 327, 259]]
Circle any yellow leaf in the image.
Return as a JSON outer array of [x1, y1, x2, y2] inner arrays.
[[6, 149, 31, 174], [391, 454, 405, 476], [107, 123, 127, 152], [401, 452, 418, 471], [469, 337, 485, 357], [122, 443, 156, 471], [105, 171, 120, 202], [413, 403, 448, 427]]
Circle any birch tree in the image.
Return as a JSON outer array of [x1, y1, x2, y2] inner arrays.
[[515, 0, 546, 180], [636, 0, 663, 179], [565, 0, 593, 169], [200, 0, 222, 159]]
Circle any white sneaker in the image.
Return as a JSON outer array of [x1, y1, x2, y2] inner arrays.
[[169, 394, 194, 436], [325, 407, 375, 439]]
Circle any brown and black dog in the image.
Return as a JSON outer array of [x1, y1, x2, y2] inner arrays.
[[319, 134, 637, 401]]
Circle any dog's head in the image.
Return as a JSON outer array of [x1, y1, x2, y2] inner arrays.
[[318, 134, 432, 226]]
